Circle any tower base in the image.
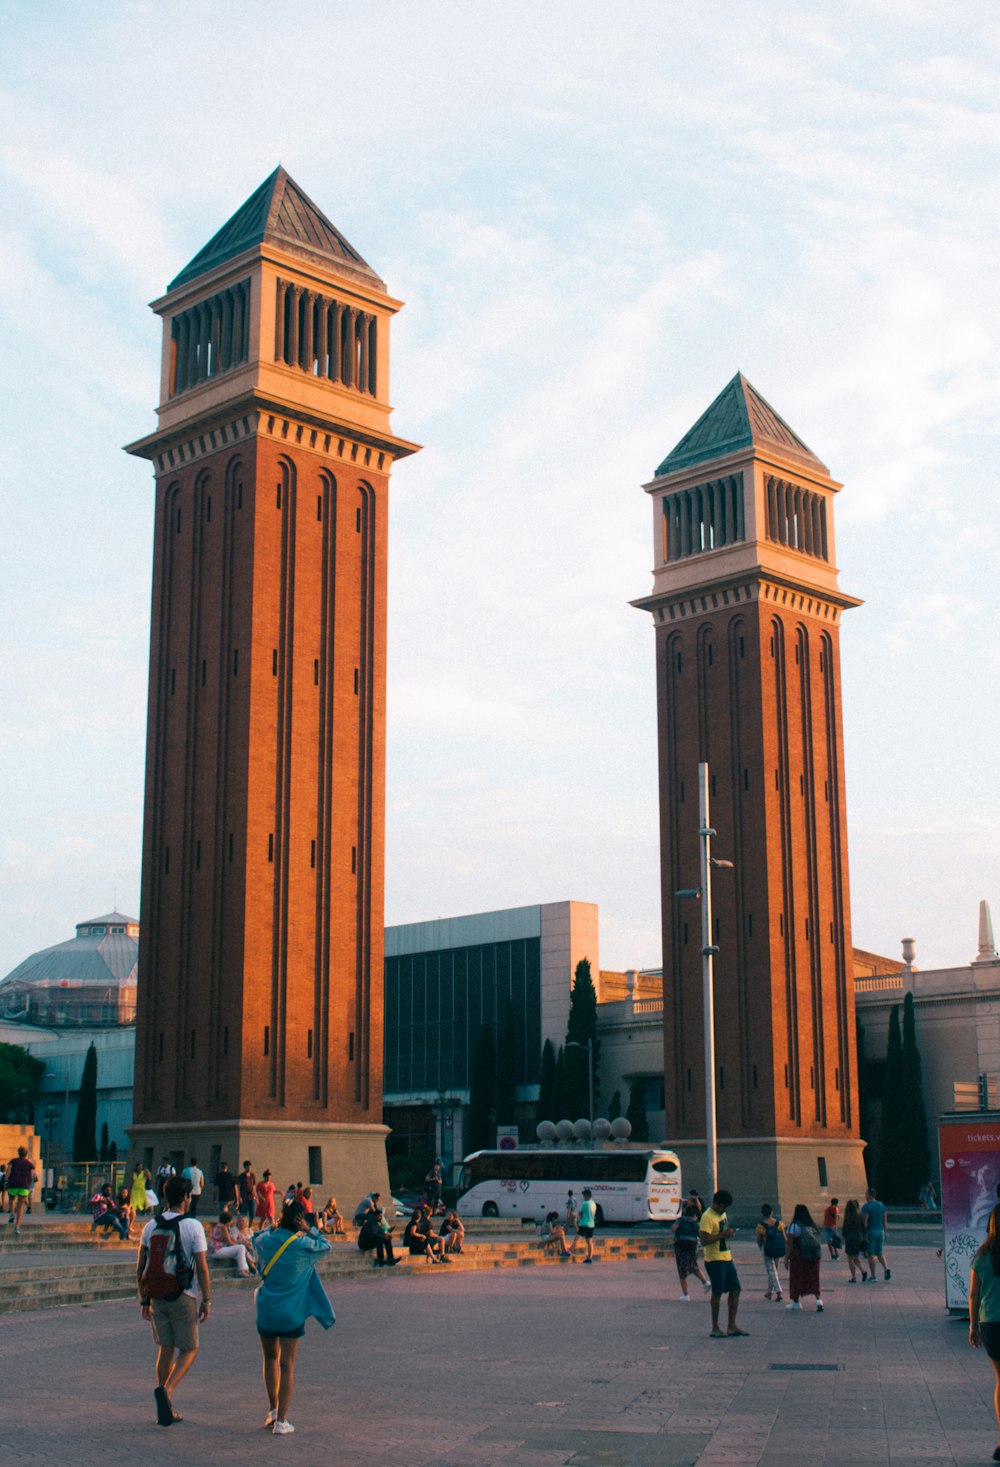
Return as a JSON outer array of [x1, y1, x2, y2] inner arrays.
[[669, 1136, 869, 1224], [126, 1119, 390, 1215]]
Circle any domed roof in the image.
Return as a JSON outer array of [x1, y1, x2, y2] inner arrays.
[[0, 911, 138, 1027]]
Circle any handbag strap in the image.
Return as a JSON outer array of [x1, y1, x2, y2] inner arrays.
[[262, 1232, 302, 1278]]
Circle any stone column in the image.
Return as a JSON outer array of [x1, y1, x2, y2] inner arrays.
[[342, 308, 355, 388], [301, 290, 314, 374], [274, 280, 288, 362], [358, 311, 369, 393], [366, 315, 377, 394], [329, 302, 342, 383], [175, 313, 190, 394], [287, 286, 300, 369]]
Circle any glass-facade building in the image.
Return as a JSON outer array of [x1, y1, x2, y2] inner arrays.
[[385, 935, 541, 1093], [382, 902, 601, 1174]]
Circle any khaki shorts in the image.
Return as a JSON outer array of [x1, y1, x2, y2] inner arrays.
[[151, 1293, 199, 1352]]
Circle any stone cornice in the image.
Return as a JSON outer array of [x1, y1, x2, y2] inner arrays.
[[631, 569, 862, 626], [643, 444, 842, 498], [127, 1118, 390, 1135], [125, 393, 420, 476], [855, 989, 998, 1013]]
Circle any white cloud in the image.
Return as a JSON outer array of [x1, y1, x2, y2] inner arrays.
[[1, 0, 999, 979]]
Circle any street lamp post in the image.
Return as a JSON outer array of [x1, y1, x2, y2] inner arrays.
[[675, 761, 733, 1202], [565, 1039, 594, 1124]]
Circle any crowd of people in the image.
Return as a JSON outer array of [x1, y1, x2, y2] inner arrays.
[[135, 1171, 334, 1436], [123, 1154, 480, 1435], [18, 1140, 1000, 1451], [128, 1159, 409, 1437], [669, 1185, 895, 1333]]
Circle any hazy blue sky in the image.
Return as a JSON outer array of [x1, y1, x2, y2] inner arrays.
[[1, 0, 998, 981]]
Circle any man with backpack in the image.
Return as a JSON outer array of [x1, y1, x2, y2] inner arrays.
[[755, 1204, 786, 1302], [136, 1174, 210, 1426]]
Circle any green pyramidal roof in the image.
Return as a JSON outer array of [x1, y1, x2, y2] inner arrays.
[[655, 373, 828, 477], [168, 166, 383, 291]]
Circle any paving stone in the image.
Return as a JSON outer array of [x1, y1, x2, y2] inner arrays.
[[2, 1241, 999, 1465]]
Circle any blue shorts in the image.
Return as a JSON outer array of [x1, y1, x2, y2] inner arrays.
[[867, 1231, 884, 1256], [706, 1258, 740, 1295]]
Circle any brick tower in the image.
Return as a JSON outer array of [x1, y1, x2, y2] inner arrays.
[[633, 373, 867, 1210], [125, 169, 417, 1197]]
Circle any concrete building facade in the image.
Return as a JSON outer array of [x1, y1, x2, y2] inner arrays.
[[383, 901, 599, 1178], [125, 169, 417, 1196], [855, 907, 1000, 1166], [633, 374, 868, 1209]]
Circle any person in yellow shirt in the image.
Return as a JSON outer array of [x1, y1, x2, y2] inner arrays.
[[698, 1188, 748, 1338]]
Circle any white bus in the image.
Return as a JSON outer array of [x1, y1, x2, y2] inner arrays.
[[457, 1147, 682, 1225]]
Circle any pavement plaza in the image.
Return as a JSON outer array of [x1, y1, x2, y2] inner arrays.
[[2, 1241, 995, 1467]]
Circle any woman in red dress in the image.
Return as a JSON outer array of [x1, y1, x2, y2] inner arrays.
[[785, 1203, 825, 1313], [254, 1169, 277, 1231]]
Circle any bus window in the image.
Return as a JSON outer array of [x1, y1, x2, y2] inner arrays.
[[651, 1159, 678, 1174]]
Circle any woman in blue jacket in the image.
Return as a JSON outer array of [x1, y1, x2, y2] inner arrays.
[[255, 1200, 335, 1435]]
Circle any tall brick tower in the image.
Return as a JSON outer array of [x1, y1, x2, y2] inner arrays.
[[125, 169, 417, 1197], [633, 373, 867, 1209]]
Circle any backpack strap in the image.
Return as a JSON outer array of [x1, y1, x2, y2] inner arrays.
[[262, 1232, 302, 1278]]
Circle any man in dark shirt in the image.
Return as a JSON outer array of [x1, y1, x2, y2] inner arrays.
[[7, 1147, 37, 1235], [237, 1161, 257, 1221], [214, 1163, 238, 1211]]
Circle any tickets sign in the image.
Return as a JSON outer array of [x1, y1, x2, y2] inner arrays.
[[939, 1117, 1000, 1311]]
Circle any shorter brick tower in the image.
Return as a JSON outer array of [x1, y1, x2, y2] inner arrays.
[[633, 374, 868, 1212], [125, 170, 417, 1198]]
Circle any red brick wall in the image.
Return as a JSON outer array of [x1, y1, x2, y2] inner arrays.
[[657, 595, 858, 1143], [135, 434, 386, 1127]]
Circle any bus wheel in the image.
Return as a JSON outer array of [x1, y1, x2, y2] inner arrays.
[[594, 1204, 605, 1228], [483, 1202, 499, 1218]]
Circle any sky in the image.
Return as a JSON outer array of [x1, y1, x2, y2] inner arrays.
[[0, 0, 998, 982]]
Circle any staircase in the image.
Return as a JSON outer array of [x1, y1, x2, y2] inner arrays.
[[0, 1220, 673, 1316]]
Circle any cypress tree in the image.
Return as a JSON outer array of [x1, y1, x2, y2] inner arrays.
[[99, 1121, 110, 1162], [608, 1088, 622, 1122], [495, 997, 517, 1127], [0, 1041, 44, 1122], [537, 1038, 557, 1125], [626, 1078, 650, 1143], [467, 1024, 496, 1153], [72, 1042, 98, 1162], [564, 957, 600, 1117], [897, 992, 931, 1202], [876, 1006, 903, 1200]]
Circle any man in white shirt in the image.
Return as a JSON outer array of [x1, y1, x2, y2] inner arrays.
[[137, 1175, 210, 1426], [181, 1157, 205, 1217]]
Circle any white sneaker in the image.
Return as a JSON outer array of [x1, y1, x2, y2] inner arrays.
[[678, 1293, 691, 1301], [785, 1301, 801, 1310], [816, 1301, 825, 1312], [272, 1420, 295, 1435], [702, 1279, 712, 1293]]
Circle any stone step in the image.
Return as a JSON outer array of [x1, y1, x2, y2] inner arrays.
[[0, 1238, 673, 1315]]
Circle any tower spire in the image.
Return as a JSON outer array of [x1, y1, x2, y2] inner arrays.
[[974, 900, 998, 965]]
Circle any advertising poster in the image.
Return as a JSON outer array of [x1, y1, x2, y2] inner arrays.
[[939, 1116, 1000, 1311]]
